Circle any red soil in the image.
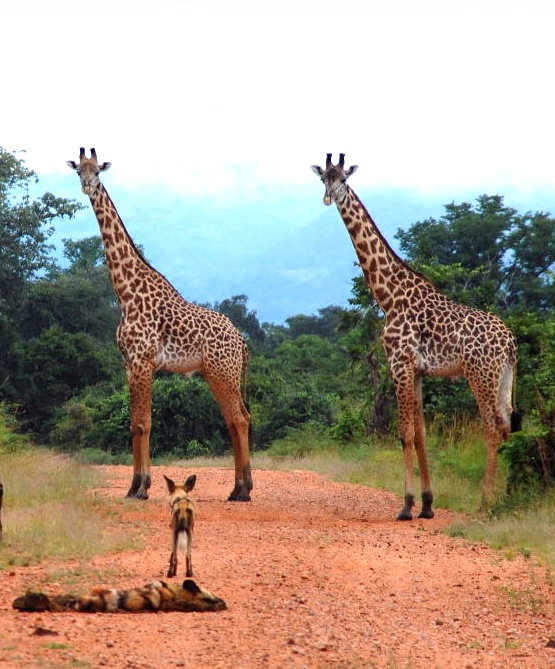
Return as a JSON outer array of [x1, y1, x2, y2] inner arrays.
[[2, 465, 555, 669]]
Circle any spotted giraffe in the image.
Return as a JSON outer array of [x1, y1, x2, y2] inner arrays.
[[67, 148, 252, 501], [311, 153, 519, 519]]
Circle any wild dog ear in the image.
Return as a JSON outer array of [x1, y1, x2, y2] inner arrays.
[[184, 474, 196, 492], [163, 475, 175, 493], [182, 579, 201, 594]]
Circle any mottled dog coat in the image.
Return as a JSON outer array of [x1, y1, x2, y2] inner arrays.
[[13, 579, 226, 613], [164, 474, 196, 578]]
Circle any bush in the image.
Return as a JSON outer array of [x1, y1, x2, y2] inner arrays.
[[500, 428, 555, 499]]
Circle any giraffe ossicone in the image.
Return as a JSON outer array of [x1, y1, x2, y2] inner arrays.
[[67, 148, 252, 502], [312, 153, 519, 519]]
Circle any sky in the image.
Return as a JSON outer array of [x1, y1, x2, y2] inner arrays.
[[3, 0, 555, 324]]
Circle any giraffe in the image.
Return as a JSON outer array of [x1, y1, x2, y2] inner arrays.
[[67, 148, 252, 502], [311, 153, 519, 520]]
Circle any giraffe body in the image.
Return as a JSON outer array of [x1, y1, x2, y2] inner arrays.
[[312, 154, 518, 518], [67, 149, 252, 501]]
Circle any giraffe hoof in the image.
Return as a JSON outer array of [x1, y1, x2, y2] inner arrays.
[[396, 511, 413, 521], [126, 490, 149, 500], [418, 509, 435, 519], [227, 488, 251, 502]]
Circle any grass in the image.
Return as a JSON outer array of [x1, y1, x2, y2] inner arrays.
[[0, 413, 140, 571]]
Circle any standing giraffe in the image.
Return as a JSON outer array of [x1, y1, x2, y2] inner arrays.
[[311, 153, 519, 519], [67, 148, 252, 501]]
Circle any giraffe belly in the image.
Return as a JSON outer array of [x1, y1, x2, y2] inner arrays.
[[155, 349, 203, 375], [417, 348, 464, 378], [421, 356, 463, 378]]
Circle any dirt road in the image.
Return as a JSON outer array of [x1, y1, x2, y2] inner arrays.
[[2, 465, 555, 668]]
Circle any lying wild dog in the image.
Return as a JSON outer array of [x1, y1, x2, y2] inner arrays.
[[12, 578, 226, 613], [164, 473, 196, 578]]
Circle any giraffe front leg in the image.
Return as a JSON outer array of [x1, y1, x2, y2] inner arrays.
[[126, 371, 153, 500], [127, 427, 151, 500]]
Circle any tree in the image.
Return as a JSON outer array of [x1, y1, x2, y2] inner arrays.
[[0, 147, 84, 404], [0, 148, 83, 317], [285, 306, 344, 342], [212, 294, 266, 347], [395, 194, 555, 312], [16, 236, 119, 342], [62, 236, 106, 276], [13, 326, 120, 437]]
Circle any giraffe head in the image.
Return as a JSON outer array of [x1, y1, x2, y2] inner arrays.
[[311, 153, 358, 206], [67, 148, 112, 195]]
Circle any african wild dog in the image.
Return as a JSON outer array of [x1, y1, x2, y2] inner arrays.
[[164, 474, 196, 578], [12, 578, 226, 613]]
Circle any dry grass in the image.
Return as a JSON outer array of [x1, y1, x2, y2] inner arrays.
[[0, 447, 140, 569]]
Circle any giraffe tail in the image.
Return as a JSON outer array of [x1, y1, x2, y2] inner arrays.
[[510, 360, 523, 433]]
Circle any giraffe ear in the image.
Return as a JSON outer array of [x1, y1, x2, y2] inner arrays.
[[66, 160, 78, 171], [99, 162, 112, 172], [345, 165, 358, 178], [310, 165, 324, 177]]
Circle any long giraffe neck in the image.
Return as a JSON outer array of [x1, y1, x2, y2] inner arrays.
[[88, 183, 165, 303], [336, 186, 432, 313]]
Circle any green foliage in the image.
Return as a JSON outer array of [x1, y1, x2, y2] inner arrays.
[[67, 386, 130, 455], [12, 327, 119, 437], [0, 148, 83, 318], [499, 425, 555, 509], [264, 422, 337, 459], [51, 375, 229, 459], [330, 405, 367, 441], [17, 269, 119, 342], [150, 375, 227, 457], [395, 194, 555, 312], [0, 403, 30, 453], [210, 293, 266, 347]]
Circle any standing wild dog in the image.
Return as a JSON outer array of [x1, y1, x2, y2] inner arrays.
[[164, 474, 196, 578]]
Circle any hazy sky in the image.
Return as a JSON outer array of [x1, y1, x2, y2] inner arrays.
[[3, 0, 555, 322]]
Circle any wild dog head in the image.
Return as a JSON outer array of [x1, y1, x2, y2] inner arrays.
[[164, 474, 196, 578]]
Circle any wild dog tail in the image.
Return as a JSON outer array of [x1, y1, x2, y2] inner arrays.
[[175, 506, 193, 554]]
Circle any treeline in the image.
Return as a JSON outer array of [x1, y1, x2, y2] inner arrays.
[[2, 147, 555, 491]]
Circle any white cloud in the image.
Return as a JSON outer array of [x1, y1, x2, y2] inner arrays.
[[4, 0, 555, 322], [4, 0, 554, 197]]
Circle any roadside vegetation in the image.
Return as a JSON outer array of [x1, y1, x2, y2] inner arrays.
[[0, 406, 140, 572]]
